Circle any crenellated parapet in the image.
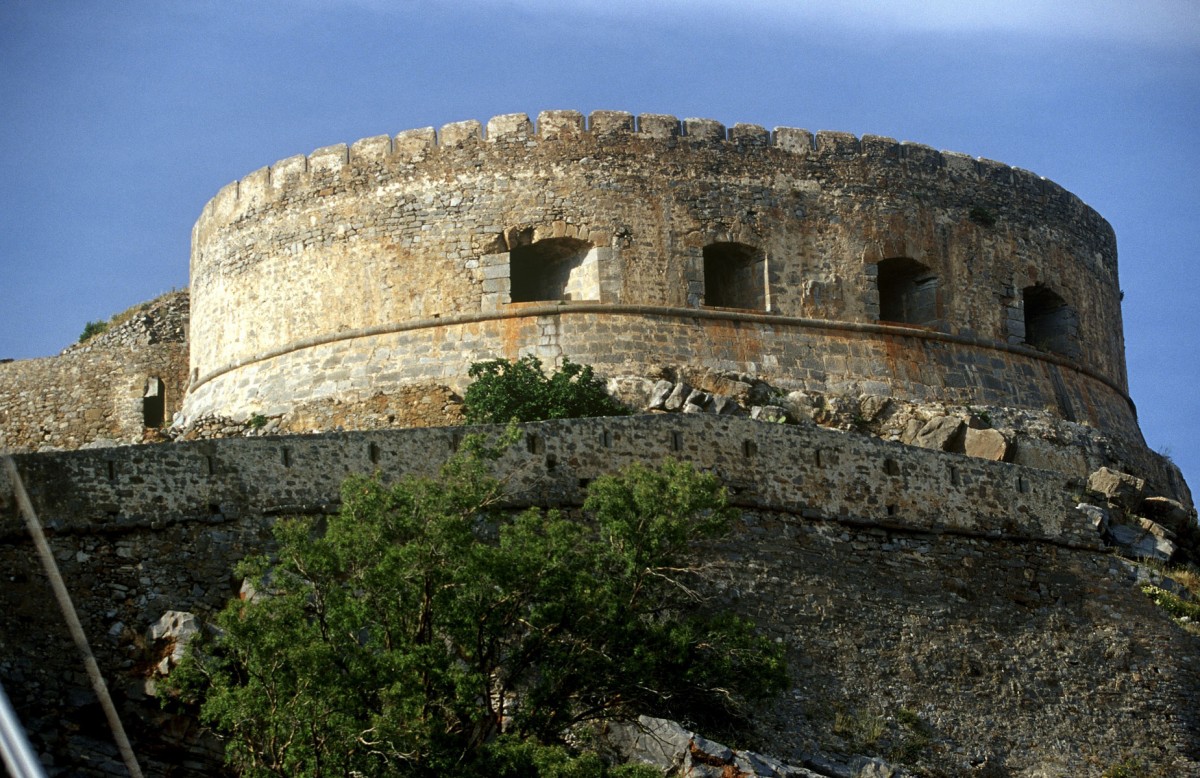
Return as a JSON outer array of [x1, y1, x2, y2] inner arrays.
[[195, 110, 1108, 240], [185, 111, 1132, 451]]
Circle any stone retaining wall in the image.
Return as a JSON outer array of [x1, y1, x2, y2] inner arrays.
[[1, 416, 1197, 776]]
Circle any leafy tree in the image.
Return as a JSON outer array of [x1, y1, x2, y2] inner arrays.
[[463, 356, 630, 424], [168, 432, 786, 777]]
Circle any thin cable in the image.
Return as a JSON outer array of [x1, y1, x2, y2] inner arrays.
[[2, 455, 144, 778]]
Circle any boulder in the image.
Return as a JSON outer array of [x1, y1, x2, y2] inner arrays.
[[857, 394, 890, 422], [751, 405, 789, 424], [1141, 496, 1194, 535], [1087, 467, 1145, 512], [664, 382, 692, 411], [1109, 524, 1177, 562], [682, 389, 711, 413], [602, 715, 824, 777], [647, 379, 675, 410], [147, 611, 200, 674], [912, 416, 964, 452], [710, 395, 741, 415], [963, 427, 1010, 461]]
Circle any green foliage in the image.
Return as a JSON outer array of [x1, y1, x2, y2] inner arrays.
[[1102, 757, 1156, 778], [168, 436, 786, 777], [248, 414, 268, 430], [889, 708, 933, 764], [463, 356, 630, 424], [832, 707, 886, 752], [968, 206, 997, 228], [78, 320, 109, 343], [1140, 584, 1200, 623]]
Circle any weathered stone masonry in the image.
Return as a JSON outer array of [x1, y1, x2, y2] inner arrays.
[[0, 292, 188, 453], [1, 112, 1197, 776], [185, 110, 1137, 452], [1, 416, 1198, 777]]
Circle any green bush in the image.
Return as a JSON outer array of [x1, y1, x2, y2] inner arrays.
[[167, 433, 786, 777], [463, 356, 630, 424], [78, 319, 109, 343], [1141, 584, 1200, 621]]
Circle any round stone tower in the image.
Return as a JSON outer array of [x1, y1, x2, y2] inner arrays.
[[184, 110, 1136, 446]]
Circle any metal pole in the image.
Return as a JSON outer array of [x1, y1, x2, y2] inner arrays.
[[0, 680, 46, 778], [2, 455, 144, 778]]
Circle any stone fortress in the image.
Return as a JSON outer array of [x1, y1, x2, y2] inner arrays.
[[1, 111, 1198, 776]]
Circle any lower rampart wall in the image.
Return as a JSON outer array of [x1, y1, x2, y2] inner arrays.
[[3, 415, 1098, 549], [2, 416, 1198, 776], [182, 305, 1143, 448]]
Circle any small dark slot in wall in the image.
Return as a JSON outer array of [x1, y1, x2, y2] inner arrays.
[[884, 459, 901, 476], [106, 461, 116, 480], [281, 448, 292, 468], [368, 442, 381, 464], [671, 431, 684, 452], [743, 440, 757, 458]]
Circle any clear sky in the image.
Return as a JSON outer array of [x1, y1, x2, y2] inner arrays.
[[1, 1, 1197, 485]]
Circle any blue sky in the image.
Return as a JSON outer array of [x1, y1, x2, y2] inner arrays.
[[1, 1, 1197, 485]]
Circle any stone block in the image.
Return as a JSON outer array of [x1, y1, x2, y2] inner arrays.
[[393, 127, 436, 158], [486, 113, 531, 141], [964, 427, 1010, 461], [1141, 496, 1194, 535], [683, 118, 725, 141], [730, 123, 769, 146], [1076, 503, 1109, 534], [270, 154, 307, 187], [536, 110, 584, 138], [664, 382, 691, 411], [772, 126, 813, 154], [1087, 467, 1145, 511], [861, 134, 901, 159], [815, 130, 859, 156], [913, 416, 964, 452], [588, 110, 633, 135], [350, 135, 392, 162], [309, 143, 348, 177], [1109, 523, 1177, 562], [636, 113, 680, 138], [439, 119, 482, 146]]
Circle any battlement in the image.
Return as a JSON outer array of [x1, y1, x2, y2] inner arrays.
[[196, 110, 1103, 240]]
